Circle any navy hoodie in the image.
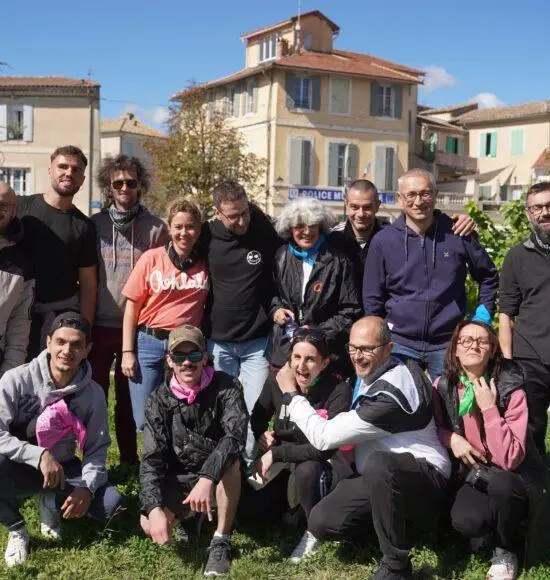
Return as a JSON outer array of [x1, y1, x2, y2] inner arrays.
[[363, 212, 498, 351]]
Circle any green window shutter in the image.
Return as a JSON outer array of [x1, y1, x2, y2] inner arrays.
[[445, 136, 454, 153], [328, 143, 339, 186], [490, 132, 497, 157], [393, 85, 403, 119], [479, 133, 486, 157], [511, 129, 523, 155], [311, 76, 321, 110], [457, 137, 464, 155], [285, 72, 296, 109], [370, 81, 381, 117]]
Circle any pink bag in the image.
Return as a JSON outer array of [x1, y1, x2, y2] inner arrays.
[[35, 398, 87, 452]]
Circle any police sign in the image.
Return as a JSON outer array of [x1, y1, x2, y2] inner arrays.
[[288, 187, 344, 202]]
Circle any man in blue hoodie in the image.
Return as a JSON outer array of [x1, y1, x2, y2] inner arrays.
[[363, 169, 498, 379]]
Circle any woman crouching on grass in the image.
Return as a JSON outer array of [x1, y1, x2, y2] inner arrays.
[[433, 320, 546, 580], [243, 328, 352, 562]]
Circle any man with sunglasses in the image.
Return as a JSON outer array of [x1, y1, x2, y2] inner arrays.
[[276, 316, 450, 578], [17, 146, 98, 359], [499, 182, 550, 454], [363, 168, 498, 379], [89, 155, 168, 465], [139, 325, 247, 577]]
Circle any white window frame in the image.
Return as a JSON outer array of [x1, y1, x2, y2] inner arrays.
[[326, 139, 353, 187], [294, 76, 312, 111], [372, 143, 397, 191], [288, 136, 314, 186], [243, 80, 256, 115], [6, 104, 24, 141], [377, 85, 395, 119], [0, 167, 31, 195], [329, 76, 352, 116], [259, 34, 277, 63]]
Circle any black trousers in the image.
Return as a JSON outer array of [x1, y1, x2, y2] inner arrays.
[[451, 470, 528, 552], [308, 450, 448, 572], [517, 357, 550, 455]]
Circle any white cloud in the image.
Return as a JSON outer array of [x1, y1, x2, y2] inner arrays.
[[423, 66, 456, 93], [119, 103, 170, 128], [470, 92, 505, 109]]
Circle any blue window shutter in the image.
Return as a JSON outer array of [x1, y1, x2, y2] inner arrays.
[[328, 143, 339, 186], [23, 105, 33, 142], [393, 85, 403, 119], [311, 76, 321, 110], [286, 72, 296, 109], [302, 140, 312, 185], [289, 138, 302, 184], [370, 81, 380, 117], [490, 132, 497, 157], [0, 105, 6, 141], [374, 145, 387, 190], [347, 144, 359, 182]]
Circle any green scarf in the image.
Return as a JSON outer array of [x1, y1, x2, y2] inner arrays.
[[458, 373, 489, 417]]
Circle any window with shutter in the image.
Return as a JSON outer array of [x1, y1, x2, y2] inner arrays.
[[379, 86, 394, 117], [511, 129, 524, 156], [374, 145, 396, 191], [294, 77, 311, 109], [6, 105, 24, 140], [289, 137, 313, 185], [329, 77, 351, 115]]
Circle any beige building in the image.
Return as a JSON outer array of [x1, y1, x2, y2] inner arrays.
[[173, 10, 424, 216], [100, 112, 166, 168], [0, 76, 101, 215]]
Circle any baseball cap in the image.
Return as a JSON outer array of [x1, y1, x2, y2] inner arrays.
[[168, 325, 205, 353], [49, 312, 91, 343]]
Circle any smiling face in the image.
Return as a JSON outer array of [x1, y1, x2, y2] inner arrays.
[[526, 189, 550, 245], [291, 222, 321, 250], [398, 174, 436, 224], [49, 154, 86, 198], [289, 341, 330, 389], [167, 341, 208, 386], [169, 211, 201, 257], [215, 198, 251, 236], [348, 320, 392, 379], [47, 327, 90, 378], [346, 188, 380, 236], [110, 169, 140, 210], [455, 323, 495, 374]]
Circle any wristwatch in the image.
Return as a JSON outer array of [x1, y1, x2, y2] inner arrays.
[[282, 391, 300, 406]]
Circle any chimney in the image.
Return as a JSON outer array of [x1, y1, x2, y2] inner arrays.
[[276, 38, 288, 59]]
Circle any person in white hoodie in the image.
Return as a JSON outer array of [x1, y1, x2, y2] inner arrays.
[[0, 312, 121, 568], [0, 182, 34, 377], [277, 316, 451, 580]]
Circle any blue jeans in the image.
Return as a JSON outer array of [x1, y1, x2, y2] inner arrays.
[[0, 456, 121, 531], [208, 336, 269, 461], [391, 343, 447, 380], [128, 330, 167, 431]]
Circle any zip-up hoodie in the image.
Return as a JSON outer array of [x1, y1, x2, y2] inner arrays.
[[363, 212, 498, 351], [92, 206, 169, 328], [0, 217, 34, 376], [0, 350, 111, 493]]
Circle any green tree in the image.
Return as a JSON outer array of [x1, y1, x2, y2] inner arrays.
[[144, 84, 267, 216], [464, 198, 531, 314]]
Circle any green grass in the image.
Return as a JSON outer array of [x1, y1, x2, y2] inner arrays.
[[2, 390, 550, 579]]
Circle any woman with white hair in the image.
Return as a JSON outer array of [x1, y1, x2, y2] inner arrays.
[[265, 197, 361, 372]]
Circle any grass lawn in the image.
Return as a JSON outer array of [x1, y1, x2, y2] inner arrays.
[[2, 390, 550, 579]]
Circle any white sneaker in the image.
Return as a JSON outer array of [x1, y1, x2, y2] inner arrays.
[[486, 548, 518, 580], [4, 527, 29, 568], [289, 530, 320, 563], [37, 492, 62, 539]]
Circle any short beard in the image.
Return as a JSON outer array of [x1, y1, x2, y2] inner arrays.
[[532, 221, 550, 245], [53, 184, 79, 198]]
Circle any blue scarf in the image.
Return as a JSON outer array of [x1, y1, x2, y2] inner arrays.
[[289, 234, 325, 265]]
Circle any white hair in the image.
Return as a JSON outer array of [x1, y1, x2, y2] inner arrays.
[[275, 197, 337, 239], [397, 169, 437, 192]]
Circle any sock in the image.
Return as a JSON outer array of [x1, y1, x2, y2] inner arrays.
[[213, 531, 230, 541]]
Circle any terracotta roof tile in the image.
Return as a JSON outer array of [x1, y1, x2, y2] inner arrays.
[[459, 100, 550, 125], [417, 113, 466, 133], [101, 113, 166, 138], [532, 149, 550, 169], [0, 76, 100, 88], [240, 10, 339, 40], [420, 102, 478, 116]]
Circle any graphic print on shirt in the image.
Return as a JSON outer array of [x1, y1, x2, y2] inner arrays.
[[246, 250, 262, 265], [149, 270, 209, 293]]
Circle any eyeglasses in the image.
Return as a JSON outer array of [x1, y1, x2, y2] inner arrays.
[[398, 190, 435, 204], [346, 343, 388, 357], [170, 351, 204, 364], [526, 203, 550, 216], [217, 205, 250, 223], [457, 336, 491, 349], [111, 179, 138, 190]]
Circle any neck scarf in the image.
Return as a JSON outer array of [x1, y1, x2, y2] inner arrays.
[[107, 202, 141, 231], [458, 372, 489, 417], [289, 234, 325, 265], [170, 366, 214, 404], [534, 233, 550, 252], [166, 241, 197, 272]]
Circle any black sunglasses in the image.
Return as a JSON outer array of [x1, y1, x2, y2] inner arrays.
[[170, 350, 204, 364], [111, 179, 138, 190]]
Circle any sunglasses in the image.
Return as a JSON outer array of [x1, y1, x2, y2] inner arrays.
[[111, 179, 138, 190], [170, 350, 204, 364]]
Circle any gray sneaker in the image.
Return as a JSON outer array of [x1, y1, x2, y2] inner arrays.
[[204, 537, 232, 577]]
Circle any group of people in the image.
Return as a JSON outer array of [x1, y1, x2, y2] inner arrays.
[[0, 144, 548, 580]]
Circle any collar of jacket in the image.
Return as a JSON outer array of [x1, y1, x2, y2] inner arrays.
[[343, 217, 382, 246]]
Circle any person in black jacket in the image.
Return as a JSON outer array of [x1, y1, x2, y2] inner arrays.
[[244, 329, 351, 558], [267, 197, 362, 374], [139, 325, 248, 577]]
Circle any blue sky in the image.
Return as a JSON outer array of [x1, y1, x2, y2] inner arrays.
[[3, 0, 547, 129]]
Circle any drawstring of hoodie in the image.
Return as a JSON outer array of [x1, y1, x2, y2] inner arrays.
[[403, 218, 438, 268]]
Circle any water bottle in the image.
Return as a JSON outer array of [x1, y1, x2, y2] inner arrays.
[[284, 317, 299, 339]]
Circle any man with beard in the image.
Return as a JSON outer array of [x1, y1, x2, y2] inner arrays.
[[499, 181, 550, 454], [17, 146, 98, 358]]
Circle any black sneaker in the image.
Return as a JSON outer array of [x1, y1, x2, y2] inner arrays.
[[371, 560, 412, 580], [175, 513, 204, 543], [204, 537, 232, 577]]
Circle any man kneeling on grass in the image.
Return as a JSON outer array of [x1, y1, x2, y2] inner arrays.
[[139, 325, 247, 577], [277, 316, 451, 580], [0, 312, 121, 568]]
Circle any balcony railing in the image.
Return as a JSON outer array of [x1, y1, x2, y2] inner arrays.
[[435, 151, 477, 173], [380, 191, 471, 211]]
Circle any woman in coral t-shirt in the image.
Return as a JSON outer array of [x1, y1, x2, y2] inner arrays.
[[121, 200, 209, 431]]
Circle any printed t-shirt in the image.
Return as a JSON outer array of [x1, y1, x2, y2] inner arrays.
[[122, 246, 209, 330]]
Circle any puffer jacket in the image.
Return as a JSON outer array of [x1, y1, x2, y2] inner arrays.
[[266, 242, 362, 368], [139, 369, 248, 516]]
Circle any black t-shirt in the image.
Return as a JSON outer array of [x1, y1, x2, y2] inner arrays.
[[17, 194, 97, 303]]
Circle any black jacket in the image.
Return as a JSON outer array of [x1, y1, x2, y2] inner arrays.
[[250, 372, 351, 463], [266, 242, 362, 367], [201, 204, 283, 342], [139, 370, 248, 516]]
